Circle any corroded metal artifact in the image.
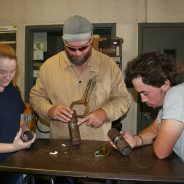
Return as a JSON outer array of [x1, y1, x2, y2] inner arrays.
[[108, 128, 132, 156]]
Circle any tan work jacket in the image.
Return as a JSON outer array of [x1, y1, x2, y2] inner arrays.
[[30, 49, 130, 140]]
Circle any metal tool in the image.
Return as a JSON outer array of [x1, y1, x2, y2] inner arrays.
[[70, 76, 96, 118], [68, 77, 96, 145]]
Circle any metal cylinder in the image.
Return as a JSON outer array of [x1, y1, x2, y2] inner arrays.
[[108, 128, 132, 156], [68, 110, 81, 145], [21, 129, 34, 142]]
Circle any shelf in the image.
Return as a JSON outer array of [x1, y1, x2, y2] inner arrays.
[[0, 41, 16, 44], [99, 37, 123, 70]]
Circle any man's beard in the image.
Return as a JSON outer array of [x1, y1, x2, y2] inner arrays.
[[66, 47, 92, 66]]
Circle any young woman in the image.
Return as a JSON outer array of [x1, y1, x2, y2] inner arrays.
[[0, 44, 36, 183]]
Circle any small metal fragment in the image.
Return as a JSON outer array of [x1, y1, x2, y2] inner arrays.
[[94, 144, 110, 157]]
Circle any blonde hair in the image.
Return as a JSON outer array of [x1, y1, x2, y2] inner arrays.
[[0, 44, 17, 60]]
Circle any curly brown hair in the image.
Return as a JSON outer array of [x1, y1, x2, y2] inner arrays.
[[125, 52, 183, 87]]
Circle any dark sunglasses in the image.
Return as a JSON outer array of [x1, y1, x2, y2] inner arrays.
[[64, 42, 90, 52]]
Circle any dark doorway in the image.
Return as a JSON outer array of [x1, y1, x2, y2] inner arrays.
[[138, 23, 184, 132]]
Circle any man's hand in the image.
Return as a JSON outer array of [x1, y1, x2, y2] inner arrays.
[[109, 131, 137, 149], [47, 105, 73, 122], [77, 108, 107, 128], [120, 131, 137, 148]]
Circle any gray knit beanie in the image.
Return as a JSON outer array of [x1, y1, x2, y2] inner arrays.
[[62, 15, 93, 42]]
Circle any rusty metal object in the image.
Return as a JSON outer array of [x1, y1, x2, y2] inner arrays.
[[21, 129, 34, 142], [70, 76, 96, 118], [68, 110, 81, 146], [108, 128, 132, 156], [68, 77, 96, 146], [24, 103, 37, 132]]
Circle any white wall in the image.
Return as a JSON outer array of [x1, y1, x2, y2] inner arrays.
[[1, 0, 184, 135]]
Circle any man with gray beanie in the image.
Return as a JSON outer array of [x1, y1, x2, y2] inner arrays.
[[30, 15, 130, 141]]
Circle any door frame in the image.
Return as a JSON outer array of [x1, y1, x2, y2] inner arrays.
[[138, 22, 184, 132]]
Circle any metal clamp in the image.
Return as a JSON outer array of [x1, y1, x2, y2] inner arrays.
[[70, 76, 96, 118]]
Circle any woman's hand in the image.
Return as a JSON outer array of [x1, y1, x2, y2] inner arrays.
[[12, 128, 36, 151]]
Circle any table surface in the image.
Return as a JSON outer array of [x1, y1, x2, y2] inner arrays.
[[0, 139, 183, 182]]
